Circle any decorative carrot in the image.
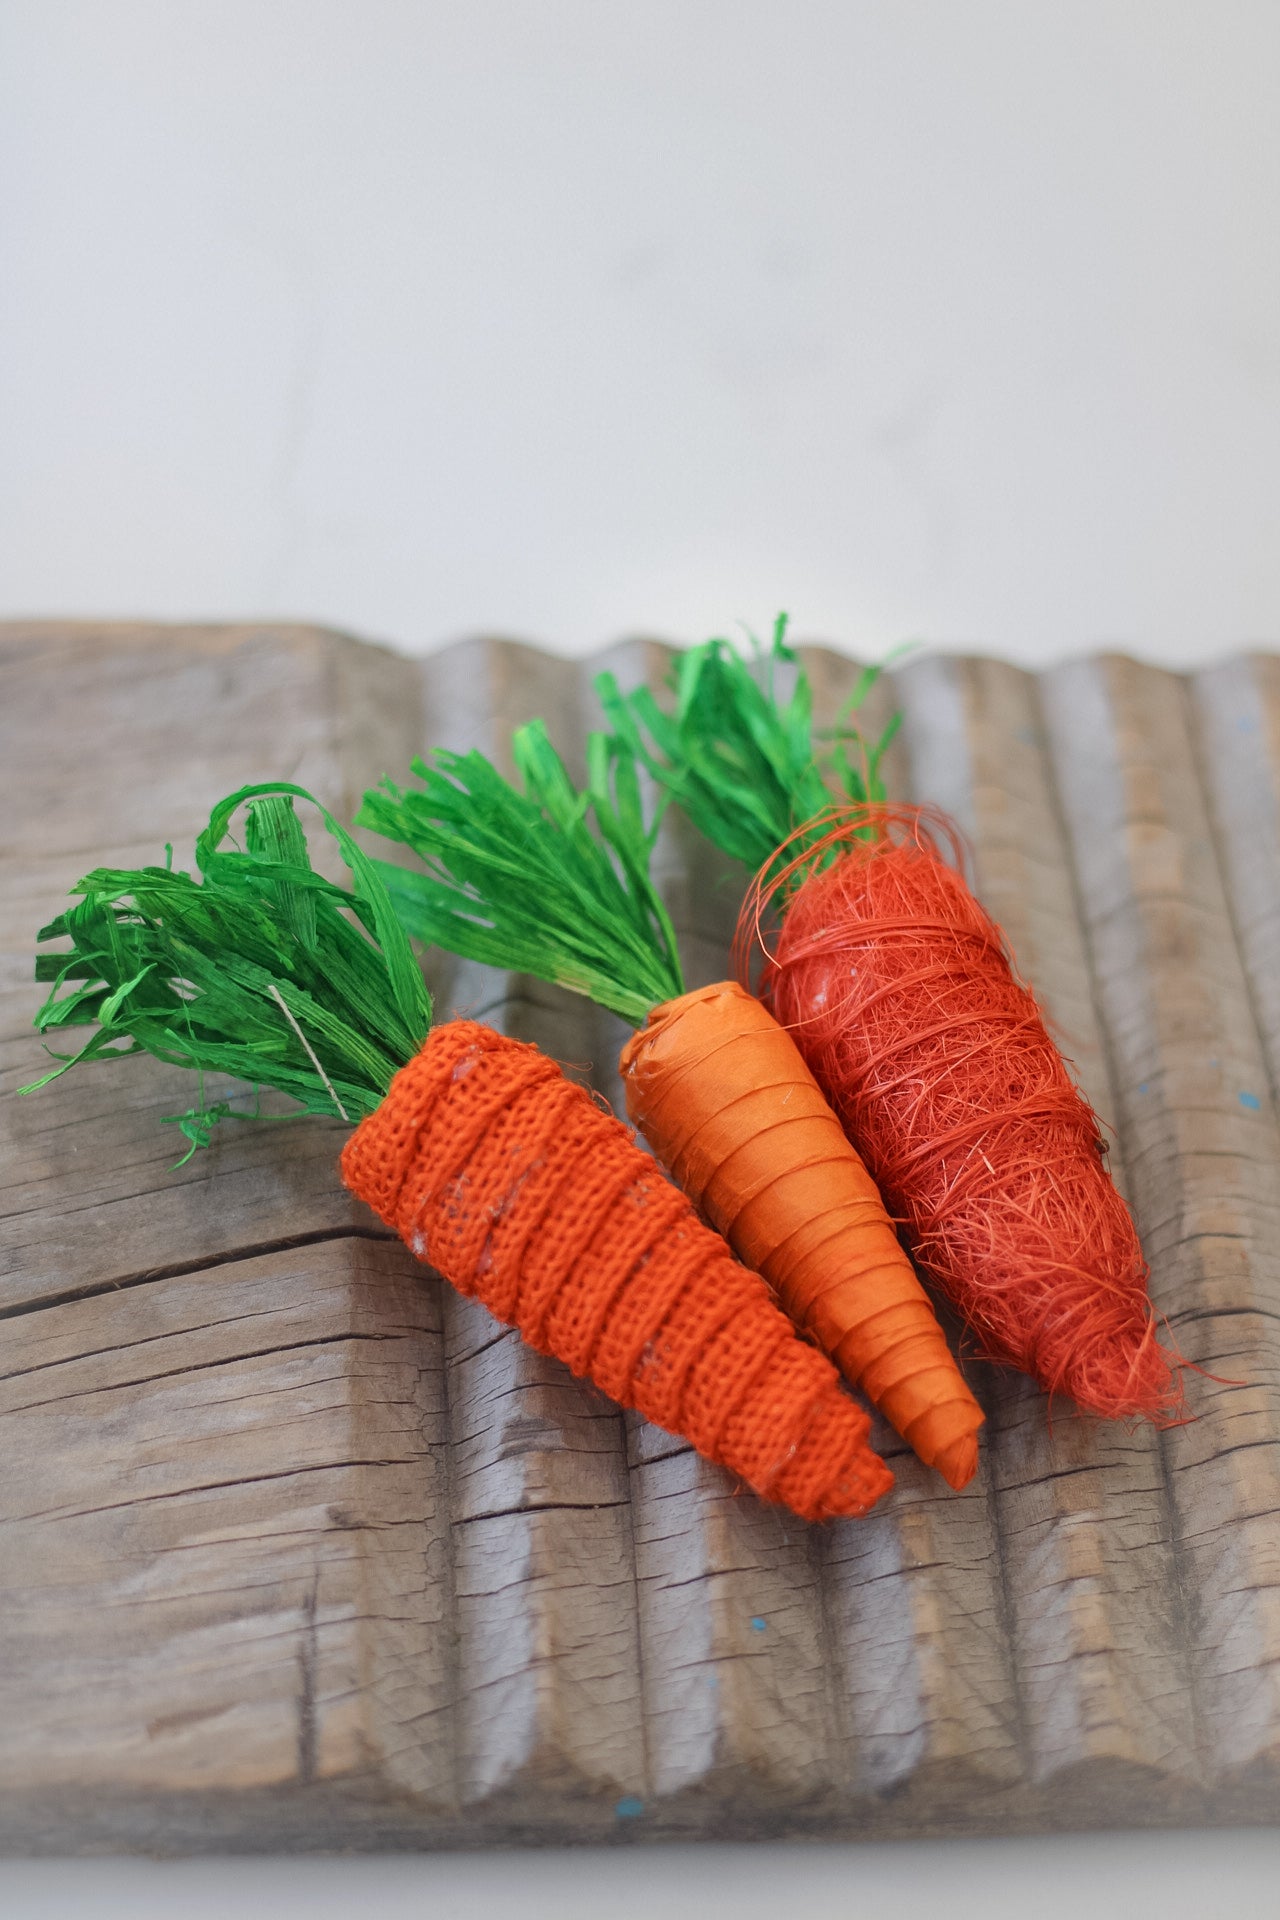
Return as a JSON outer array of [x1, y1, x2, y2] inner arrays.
[[599, 618, 1182, 1423], [359, 725, 986, 1488], [23, 783, 891, 1524]]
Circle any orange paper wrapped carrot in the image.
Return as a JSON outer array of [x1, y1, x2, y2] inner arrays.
[[621, 981, 983, 1483], [360, 727, 985, 1487], [24, 783, 890, 1524]]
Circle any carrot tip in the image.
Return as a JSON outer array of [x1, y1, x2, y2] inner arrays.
[[933, 1431, 979, 1491]]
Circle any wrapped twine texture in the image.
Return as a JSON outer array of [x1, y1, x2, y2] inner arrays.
[[751, 806, 1181, 1423], [340, 1020, 893, 1522], [620, 981, 984, 1488]]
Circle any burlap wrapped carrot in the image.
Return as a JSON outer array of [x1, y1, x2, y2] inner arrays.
[[599, 616, 1183, 1424], [360, 727, 985, 1488], [23, 783, 890, 1524]]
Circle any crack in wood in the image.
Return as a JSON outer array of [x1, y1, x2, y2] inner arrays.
[[0, 1225, 400, 1322], [17, 1459, 419, 1526], [2, 1329, 409, 1397]]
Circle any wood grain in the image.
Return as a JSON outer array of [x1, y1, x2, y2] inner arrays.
[[1, 622, 1277, 1849]]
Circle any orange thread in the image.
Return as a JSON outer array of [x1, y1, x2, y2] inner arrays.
[[619, 981, 984, 1488], [340, 1019, 893, 1522], [748, 805, 1183, 1424]]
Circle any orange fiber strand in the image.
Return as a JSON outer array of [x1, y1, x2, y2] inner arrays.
[[342, 1018, 894, 1523], [619, 981, 985, 1488], [746, 805, 1182, 1423]]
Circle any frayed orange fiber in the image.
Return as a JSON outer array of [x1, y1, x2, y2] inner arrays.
[[619, 982, 985, 1488], [746, 805, 1182, 1423], [342, 1019, 894, 1523]]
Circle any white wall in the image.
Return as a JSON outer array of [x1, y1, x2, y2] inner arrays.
[[2, 0, 1278, 664]]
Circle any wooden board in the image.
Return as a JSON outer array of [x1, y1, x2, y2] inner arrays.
[[2, 621, 1279, 1851]]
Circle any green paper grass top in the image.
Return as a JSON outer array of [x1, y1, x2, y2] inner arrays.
[[358, 720, 684, 1028], [596, 613, 901, 883], [23, 784, 432, 1160]]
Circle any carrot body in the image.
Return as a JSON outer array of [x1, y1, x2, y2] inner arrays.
[[341, 1018, 893, 1522], [618, 981, 984, 1489], [754, 807, 1181, 1422]]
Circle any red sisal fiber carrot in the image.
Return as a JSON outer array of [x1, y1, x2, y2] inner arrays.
[[747, 805, 1183, 1423], [24, 782, 891, 1524], [360, 723, 986, 1488]]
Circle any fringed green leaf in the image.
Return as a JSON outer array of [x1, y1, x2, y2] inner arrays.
[[596, 612, 902, 884], [23, 785, 432, 1160], [358, 721, 683, 1027]]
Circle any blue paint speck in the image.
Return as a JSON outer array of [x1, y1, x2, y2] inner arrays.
[[615, 1796, 645, 1819], [1138, 1083, 1150, 1095], [1237, 715, 1259, 733], [1240, 1091, 1262, 1112], [750, 1616, 767, 1632]]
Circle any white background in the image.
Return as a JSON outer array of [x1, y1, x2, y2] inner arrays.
[[2, 3, 1278, 1912], [3, 1, 1279, 665]]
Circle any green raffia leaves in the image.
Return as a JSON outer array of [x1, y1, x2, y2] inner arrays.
[[358, 720, 684, 1027], [596, 612, 903, 883], [23, 784, 432, 1160]]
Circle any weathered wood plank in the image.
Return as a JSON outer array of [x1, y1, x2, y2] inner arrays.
[[1042, 655, 1280, 1803], [3, 622, 1280, 1847], [0, 624, 461, 1845], [0, 1238, 448, 1799]]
